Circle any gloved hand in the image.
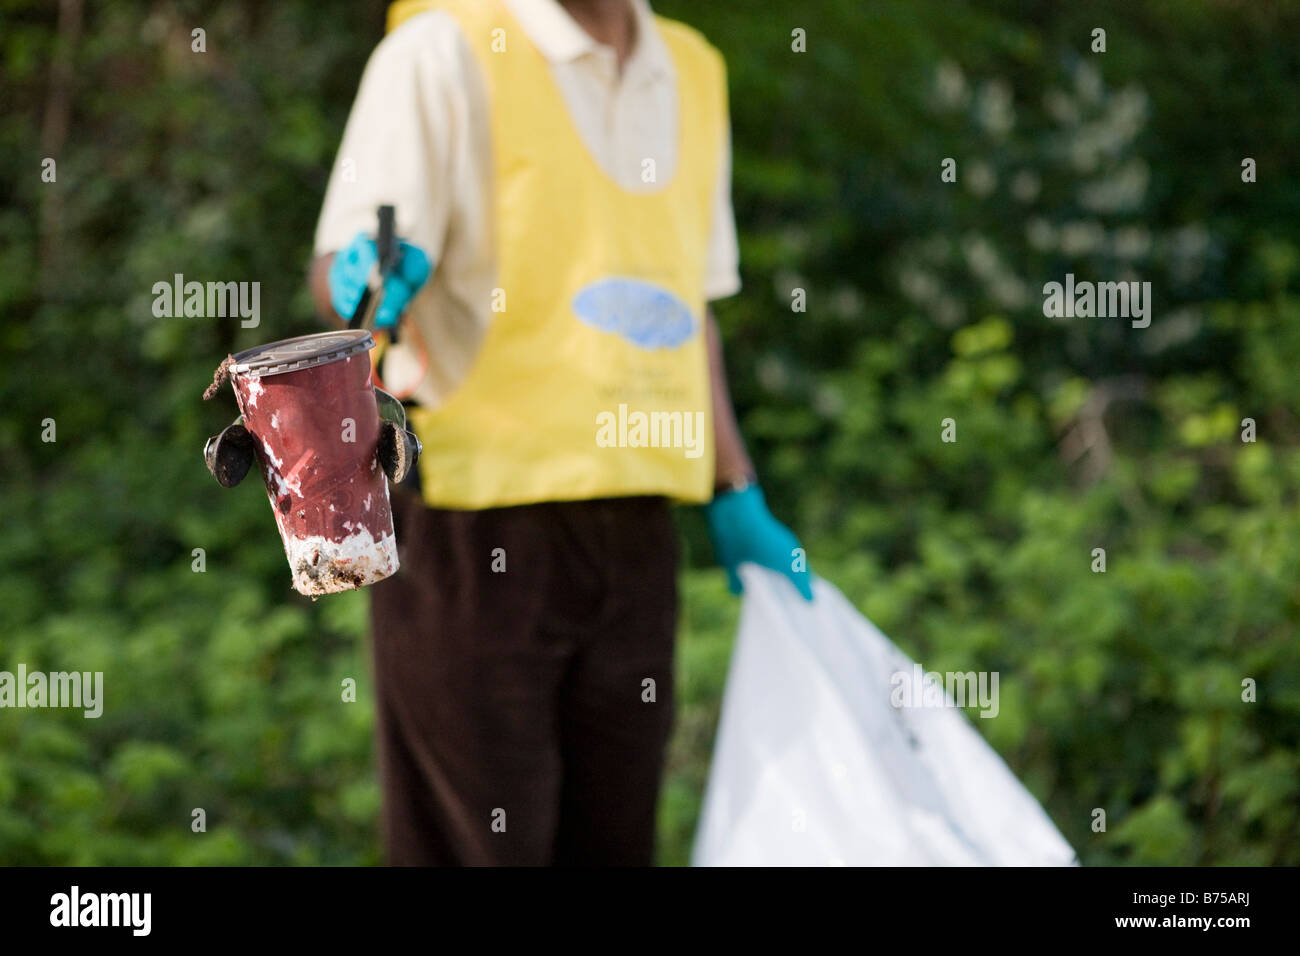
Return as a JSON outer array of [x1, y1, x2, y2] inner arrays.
[[706, 483, 813, 601], [328, 231, 433, 330]]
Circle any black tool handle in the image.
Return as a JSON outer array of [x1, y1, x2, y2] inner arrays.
[[347, 205, 399, 336], [376, 205, 397, 272], [346, 287, 372, 330], [376, 205, 399, 342]]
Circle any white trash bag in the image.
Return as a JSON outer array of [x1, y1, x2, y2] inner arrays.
[[692, 566, 1077, 866]]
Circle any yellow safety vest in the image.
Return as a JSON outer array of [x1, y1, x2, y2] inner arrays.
[[387, 0, 723, 509]]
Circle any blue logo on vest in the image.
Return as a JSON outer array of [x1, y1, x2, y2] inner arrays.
[[571, 277, 696, 349]]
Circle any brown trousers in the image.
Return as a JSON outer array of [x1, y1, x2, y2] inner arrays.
[[368, 487, 679, 866]]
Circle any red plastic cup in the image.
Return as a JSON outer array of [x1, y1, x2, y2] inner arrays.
[[228, 331, 398, 596]]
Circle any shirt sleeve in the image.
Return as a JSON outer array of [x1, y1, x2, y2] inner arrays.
[[313, 12, 465, 262], [703, 99, 741, 301]]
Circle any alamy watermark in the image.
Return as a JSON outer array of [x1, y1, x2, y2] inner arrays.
[[0, 665, 103, 718], [595, 404, 705, 459], [152, 273, 260, 327], [50, 886, 151, 936], [1042, 273, 1151, 328], [890, 663, 1000, 718]]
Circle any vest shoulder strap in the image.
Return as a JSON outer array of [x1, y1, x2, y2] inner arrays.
[[652, 15, 727, 129]]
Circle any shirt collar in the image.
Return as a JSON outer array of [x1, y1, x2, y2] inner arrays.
[[504, 0, 672, 81]]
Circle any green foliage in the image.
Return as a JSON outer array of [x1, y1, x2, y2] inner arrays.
[[2, 0, 1298, 865]]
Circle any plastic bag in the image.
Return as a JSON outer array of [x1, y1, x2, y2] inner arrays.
[[692, 566, 1077, 866]]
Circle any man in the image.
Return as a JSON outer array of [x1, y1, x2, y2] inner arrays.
[[309, 0, 811, 866]]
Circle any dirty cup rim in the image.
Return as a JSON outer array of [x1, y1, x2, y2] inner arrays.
[[231, 330, 375, 378]]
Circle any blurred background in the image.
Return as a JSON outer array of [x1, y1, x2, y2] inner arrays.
[[2, 0, 1299, 865]]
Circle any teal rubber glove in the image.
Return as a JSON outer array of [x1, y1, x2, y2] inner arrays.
[[706, 484, 813, 601], [329, 231, 433, 330]]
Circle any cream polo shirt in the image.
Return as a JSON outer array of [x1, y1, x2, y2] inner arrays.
[[313, 0, 741, 408]]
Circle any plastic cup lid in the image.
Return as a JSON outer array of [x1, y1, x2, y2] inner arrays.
[[230, 330, 375, 377]]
